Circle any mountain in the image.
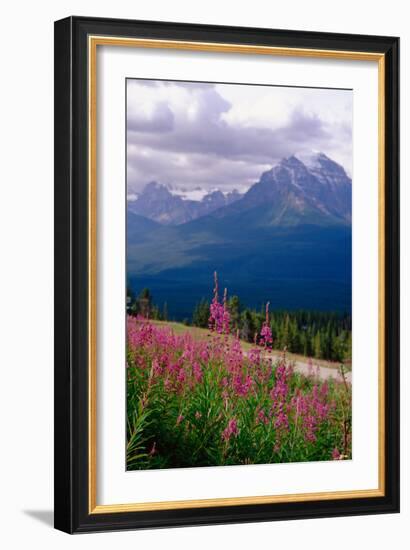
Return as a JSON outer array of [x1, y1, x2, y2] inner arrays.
[[209, 153, 351, 226], [127, 182, 242, 225], [127, 153, 352, 318], [127, 210, 161, 241], [128, 153, 351, 227]]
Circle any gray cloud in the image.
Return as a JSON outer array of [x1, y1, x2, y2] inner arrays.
[[127, 80, 351, 193], [127, 147, 270, 192], [127, 101, 174, 133]]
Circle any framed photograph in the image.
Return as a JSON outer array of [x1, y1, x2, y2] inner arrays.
[[54, 16, 399, 533]]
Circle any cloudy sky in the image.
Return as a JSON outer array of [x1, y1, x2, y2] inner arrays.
[[127, 79, 352, 195]]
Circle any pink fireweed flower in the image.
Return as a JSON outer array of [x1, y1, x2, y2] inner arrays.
[[200, 349, 209, 362], [311, 384, 330, 420], [177, 368, 186, 383], [164, 379, 173, 392], [295, 393, 308, 416], [259, 302, 273, 347], [129, 316, 155, 348], [149, 441, 156, 456], [209, 272, 226, 334], [152, 357, 163, 377], [226, 337, 244, 373], [270, 363, 290, 401], [275, 412, 289, 430], [260, 324, 273, 346], [303, 414, 318, 442], [222, 418, 239, 442], [126, 311, 350, 462], [332, 448, 341, 460], [248, 347, 261, 367], [320, 380, 329, 398], [192, 362, 203, 383], [256, 409, 270, 425], [273, 441, 281, 454], [167, 362, 179, 375], [209, 298, 224, 334], [233, 373, 253, 397], [315, 400, 330, 420]]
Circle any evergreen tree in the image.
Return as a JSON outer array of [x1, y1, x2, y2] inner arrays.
[[137, 289, 353, 362], [228, 295, 242, 330], [240, 309, 255, 342], [151, 304, 161, 320], [130, 300, 139, 317], [138, 288, 152, 318], [126, 285, 135, 301], [314, 331, 322, 358], [192, 299, 210, 328]]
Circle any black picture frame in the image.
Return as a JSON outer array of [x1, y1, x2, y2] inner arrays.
[[54, 15, 400, 534]]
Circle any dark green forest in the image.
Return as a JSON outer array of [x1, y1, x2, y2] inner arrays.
[[127, 287, 352, 363]]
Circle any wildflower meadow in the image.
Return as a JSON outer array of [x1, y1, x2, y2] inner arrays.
[[126, 273, 352, 470]]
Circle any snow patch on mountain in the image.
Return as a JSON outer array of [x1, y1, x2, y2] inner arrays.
[[167, 186, 214, 202], [127, 152, 351, 226], [162, 184, 246, 202]]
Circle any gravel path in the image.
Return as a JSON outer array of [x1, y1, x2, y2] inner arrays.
[[267, 353, 352, 384], [292, 359, 352, 384]]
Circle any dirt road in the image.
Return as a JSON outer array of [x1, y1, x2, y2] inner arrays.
[[267, 353, 352, 384]]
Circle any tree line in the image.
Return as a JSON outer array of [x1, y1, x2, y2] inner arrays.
[[192, 297, 351, 362], [127, 287, 168, 321], [127, 288, 351, 363]]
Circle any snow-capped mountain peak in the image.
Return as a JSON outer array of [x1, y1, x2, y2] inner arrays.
[[127, 152, 351, 226], [127, 181, 243, 225]]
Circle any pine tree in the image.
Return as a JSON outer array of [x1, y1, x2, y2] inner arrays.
[[192, 299, 210, 328], [228, 295, 242, 330], [138, 288, 152, 318], [240, 309, 256, 342], [314, 331, 322, 359]]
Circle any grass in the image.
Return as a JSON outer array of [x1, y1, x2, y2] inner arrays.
[[151, 320, 349, 371], [127, 316, 352, 470]]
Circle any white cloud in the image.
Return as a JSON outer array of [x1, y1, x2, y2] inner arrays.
[[127, 79, 352, 192]]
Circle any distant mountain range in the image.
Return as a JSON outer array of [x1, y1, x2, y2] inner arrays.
[[213, 153, 351, 226], [128, 153, 351, 227], [128, 181, 242, 225], [127, 153, 352, 318]]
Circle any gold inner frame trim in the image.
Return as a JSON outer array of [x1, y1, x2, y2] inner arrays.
[[88, 35, 386, 514]]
